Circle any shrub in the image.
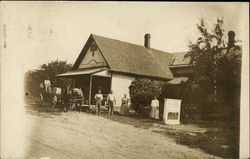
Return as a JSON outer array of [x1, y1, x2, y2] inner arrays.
[[159, 81, 202, 121], [129, 78, 161, 116]]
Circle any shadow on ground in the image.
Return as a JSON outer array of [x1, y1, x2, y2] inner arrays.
[[99, 113, 239, 158]]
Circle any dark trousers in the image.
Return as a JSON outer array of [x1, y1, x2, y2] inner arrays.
[[96, 101, 101, 115], [75, 100, 82, 112], [108, 101, 114, 115]]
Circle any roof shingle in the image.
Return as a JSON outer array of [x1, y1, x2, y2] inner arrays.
[[170, 52, 191, 66], [74, 34, 174, 80]]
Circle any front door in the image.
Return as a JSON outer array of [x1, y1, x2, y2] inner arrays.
[[91, 76, 111, 105]]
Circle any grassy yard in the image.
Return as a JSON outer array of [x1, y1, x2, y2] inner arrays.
[[101, 113, 239, 158]]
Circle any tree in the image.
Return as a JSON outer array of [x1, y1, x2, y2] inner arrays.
[[186, 18, 241, 121], [129, 78, 162, 115], [25, 60, 72, 97], [185, 18, 241, 158]]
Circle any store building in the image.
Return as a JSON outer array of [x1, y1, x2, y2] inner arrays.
[[57, 33, 192, 106]]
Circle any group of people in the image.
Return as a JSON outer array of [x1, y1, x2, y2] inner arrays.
[[95, 90, 159, 119], [39, 77, 85, 110], [94, 90, 129, 116], [39, 77, 159, 119]]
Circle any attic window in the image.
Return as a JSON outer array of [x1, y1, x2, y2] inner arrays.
[[90, 44, 97, 51]]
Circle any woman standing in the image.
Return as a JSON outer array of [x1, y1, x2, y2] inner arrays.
[[150, 97, 159, 119], [120, 94, 129, 115]]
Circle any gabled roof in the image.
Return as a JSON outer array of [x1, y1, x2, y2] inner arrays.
[[170, 45, 242, 68], [57, 67, 106, 77], [170, 52, 192, 67], [73, 34, 174, 80]]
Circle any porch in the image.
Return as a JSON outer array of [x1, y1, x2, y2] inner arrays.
[[56, 67, 112, 107]]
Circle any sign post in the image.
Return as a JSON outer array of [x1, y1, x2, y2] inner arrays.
[[163, 98, 182, 124]]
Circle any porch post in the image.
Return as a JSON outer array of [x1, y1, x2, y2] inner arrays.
[[110, 73, 113, 93], [72, 78, 75, 88], [88, 75, 93, 106]]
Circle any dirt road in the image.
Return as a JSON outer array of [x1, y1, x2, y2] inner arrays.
[[21, 110, 221, 159]]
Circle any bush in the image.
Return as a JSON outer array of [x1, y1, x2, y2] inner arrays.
[[160, 78, 240, 123], [129, 75, 240, 123], [129, 78, 214, 121], [129, 78, 161, 116], [186, 18, 241, 124], [159, 81, 202, 121]]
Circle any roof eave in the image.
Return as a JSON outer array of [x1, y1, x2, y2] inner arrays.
[[72, 34, 93, 70], [72, 34, 112, 70], [91, 34, 112, 69], [170, 64, 194, 68], [109, 69, 172, 81], [56, 67, 107, 77]]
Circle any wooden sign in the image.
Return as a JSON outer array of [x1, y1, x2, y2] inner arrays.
[[163, 98, 182, 124]]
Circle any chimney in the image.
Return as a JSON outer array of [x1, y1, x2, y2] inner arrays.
[[228, 31, 235, 48], [144, 33, 151, 49]]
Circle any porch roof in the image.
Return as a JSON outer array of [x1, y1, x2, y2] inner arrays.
[[56, 67, 106, 77], [167, 77, 189, 84]]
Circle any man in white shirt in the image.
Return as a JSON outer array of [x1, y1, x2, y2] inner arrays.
[[44, 77, 51, 93], [94, 90, 103, 115], [150, 97, 160, 119], [107, 91, 116, 115]]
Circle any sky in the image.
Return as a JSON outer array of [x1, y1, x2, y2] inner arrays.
[[1, 2, 247, 72]]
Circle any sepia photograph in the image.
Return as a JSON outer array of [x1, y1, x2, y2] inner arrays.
[[1, 2, 249, 159]]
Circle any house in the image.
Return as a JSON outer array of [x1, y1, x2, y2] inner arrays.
[[56, 33, 194, 106]]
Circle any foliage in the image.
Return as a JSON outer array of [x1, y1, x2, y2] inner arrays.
[[160, 80, 222, 121], [159, 81, 201, 121], [25, 60, 72, 97], [185, 17, 241, 122], [163, 128, 238, 158], [133, 18, 241, 123], [129, 78, 162, 115]]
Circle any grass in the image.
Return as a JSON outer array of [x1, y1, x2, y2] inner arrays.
[[154, 127, 238, 158], [101, 113, 239, 158]]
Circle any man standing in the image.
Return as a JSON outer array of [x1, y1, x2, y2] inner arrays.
[[44, 77, 51, 94], [73, 88, 84, 112], [150, 97, 159, 119], [94, 90, 103, 115], [107, 91, 116, 115]]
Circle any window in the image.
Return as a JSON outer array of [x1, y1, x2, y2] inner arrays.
[[90, 44, 97, 52]]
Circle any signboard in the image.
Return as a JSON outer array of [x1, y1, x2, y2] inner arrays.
[[163, 98, 182, 124]]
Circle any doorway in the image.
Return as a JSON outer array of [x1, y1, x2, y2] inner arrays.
[[91, 76, 111, 105]]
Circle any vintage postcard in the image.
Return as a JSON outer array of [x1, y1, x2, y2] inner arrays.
[[1, 2, 249, 159]]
